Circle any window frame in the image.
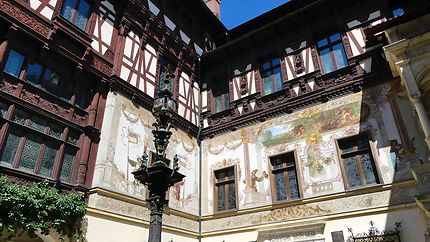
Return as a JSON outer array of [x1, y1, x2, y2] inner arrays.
[[0, 102, 81, 183], [60, 0, 93, 31], [2, 49, 92, 109], [268, 150, 302, 203], [213, 164, 238, 213], [259, 57, 284, 95], [316, 33, 348, 74], [213, 92, 230, 113], [335, 132, 381, 190]]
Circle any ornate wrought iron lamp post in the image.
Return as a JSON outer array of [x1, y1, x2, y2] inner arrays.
[[132, 69, 185, 242]]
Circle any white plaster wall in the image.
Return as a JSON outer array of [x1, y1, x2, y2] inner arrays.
[[86, 214, 198, 242], [323, 208, 427, 242], [202, 231, 258, 242], [200, 208, 426, 242]]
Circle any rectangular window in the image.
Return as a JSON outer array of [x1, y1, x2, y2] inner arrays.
[[317, 33, 348, 74], [3, 50, 25, 78], [261, 57, 283, 95], [214, 166, 237, 211], [61, 0, 91, 30], [158, 58, 176, 93], [214, 93, 229, 113], [0, 107, 79, 183], [269, 152, 300, 201], [337, 134, 379, 189], [3, 50, 78, 104]]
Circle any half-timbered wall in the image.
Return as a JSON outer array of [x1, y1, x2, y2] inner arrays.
[[178, 72, 199, 126], [119, 31, 158, 98], [91, 0, 117, 58], [284, 47, 317, 81], [28, 0, 58, 20]]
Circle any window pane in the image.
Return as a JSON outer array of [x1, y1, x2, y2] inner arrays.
[[345, 157, 361, 188], [3, 50, 25, 78], [330, 33, 341, 42], [264, 77, 273, 95], [361, 153, 377, 185], [317, 38, 328, 48], [61, 0, 77, 21], [228, 182, 236, 209], [224, 94, 230, 110], [271, 58, 280, 66], [30, 116, 47, 133], [333, 43, 348, 69], [262, 61, 270, 70], [215, 96, 223, 113], [58, 80, 73, 100], [217, 185, 226, 211], [49, 123, 63, 139], [319, 48, 334, 74], [13, 109, 27, 125], [75, 0, 91, 30], [42, 68, 60, 93], [0, 102, 9, 118], [19, 136, 42, 171], [60, 149, 76, 182], [75, 85, 89, 108], [25, 62, 43, 85], [67, 131, 80, 145], [40, 143, 58, 177], [273, 68, 283, 91], [288, 170, 299, 199], [0, 130, 20, 164], [275, 172, 287, 201]]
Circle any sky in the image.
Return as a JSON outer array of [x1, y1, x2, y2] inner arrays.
[[220, 0, 290, 29]]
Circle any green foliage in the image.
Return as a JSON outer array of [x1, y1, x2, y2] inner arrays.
[[0, 176, 86, 241]]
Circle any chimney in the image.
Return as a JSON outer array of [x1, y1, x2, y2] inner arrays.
[[205, 0, 221, 19]]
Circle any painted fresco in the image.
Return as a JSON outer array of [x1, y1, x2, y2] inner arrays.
[[202, 81, 427, 214], [93, 93, 200, 215]]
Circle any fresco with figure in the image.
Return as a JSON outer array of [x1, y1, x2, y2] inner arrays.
[[202, 81, 427, 214], [93, 93, 200, 215]]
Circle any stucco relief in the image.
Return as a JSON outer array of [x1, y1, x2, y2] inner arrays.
[[88, 193, 199, 232], [94, 93, 200, 215], [202, 82, 427, 213], [255, 205, 331, 224], [201, 186, 416, 232]]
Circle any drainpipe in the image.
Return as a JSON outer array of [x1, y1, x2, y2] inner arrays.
[[197, 57, 203, 242]]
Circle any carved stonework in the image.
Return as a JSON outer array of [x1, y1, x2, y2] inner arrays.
[[294, 53, 304, 75], [20, 89, 39, 105], [201, 187, 416, 232], [0, 79, 16, 94], [256, 205, 330, 223], [342, 34, 353, 59], [88, 193, 199, 232], [72, 112, 86, 125], [91, 54, 113, 76], [240, 75, 248, 95], [0, 0, 50, 38]]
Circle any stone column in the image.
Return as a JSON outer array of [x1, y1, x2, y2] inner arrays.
[[398, 60, 430, 149], [411, 95, 430, 148]]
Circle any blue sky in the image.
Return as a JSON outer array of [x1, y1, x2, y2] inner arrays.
[[221, 0, 290, 29]]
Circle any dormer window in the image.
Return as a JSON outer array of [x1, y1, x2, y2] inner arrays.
[[261, 57, 283, 95], [214, 93, 230, 113], [61, 0, 91, 30], [317, 33, 348, 74], [158, 58, 176, 93]]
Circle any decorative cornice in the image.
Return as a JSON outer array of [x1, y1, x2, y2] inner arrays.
[[201, 67, 388, 139]]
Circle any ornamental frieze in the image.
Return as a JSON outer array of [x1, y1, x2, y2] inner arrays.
[[88, 193, 199, 232], [0, 0, 50, 38], [201, 186, 416, 232]]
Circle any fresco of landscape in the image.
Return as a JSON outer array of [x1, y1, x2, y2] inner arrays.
[[260, 101, 367, 147]]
